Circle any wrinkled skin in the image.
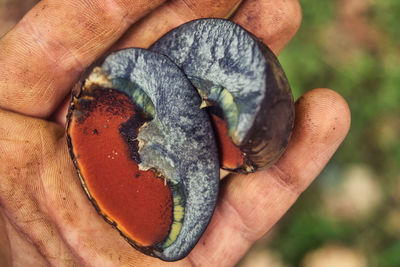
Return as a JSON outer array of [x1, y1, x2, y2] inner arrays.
[[0, 0, 351, 266]]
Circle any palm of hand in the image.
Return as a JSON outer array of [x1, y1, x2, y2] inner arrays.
[[0, 0, 350, 266]]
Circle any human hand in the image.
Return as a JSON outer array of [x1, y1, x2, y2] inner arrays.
[[0, 0, 350, 266]]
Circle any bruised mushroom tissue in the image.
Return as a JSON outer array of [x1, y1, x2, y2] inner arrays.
[[66, 18, 294, 262]]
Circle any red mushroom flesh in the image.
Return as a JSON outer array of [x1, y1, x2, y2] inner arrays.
[[68, 89, 173, 247]]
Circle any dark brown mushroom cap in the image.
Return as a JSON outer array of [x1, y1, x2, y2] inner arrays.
[[151, 18, 294, 172]]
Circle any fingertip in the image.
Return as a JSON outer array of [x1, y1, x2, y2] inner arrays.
[[274, 88, 351, 193], [294, 88, 351, 145], [232, 0, 302, 54]]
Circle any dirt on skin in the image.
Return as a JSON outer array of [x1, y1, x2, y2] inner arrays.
[[0, 0, 39, 37]]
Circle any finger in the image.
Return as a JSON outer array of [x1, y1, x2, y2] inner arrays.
[[188, 88, 351, 266], [114, 0, 242, 50], [0, 211, 12, 266], [0, 0, 165, 118], [232, 0, 302, 54], [0, 109, 78, 265], [1, 212, 48, 266], [49, 94, 71, 126], [274, 88, 351, 192], [0, 109, 178, 266]]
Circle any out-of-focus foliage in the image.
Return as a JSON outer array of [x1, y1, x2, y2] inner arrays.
[[241, 0, 400, 266]]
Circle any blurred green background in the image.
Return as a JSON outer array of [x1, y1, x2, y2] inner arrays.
[[1, 0, 399, 266], [240, 0, 400, 266]]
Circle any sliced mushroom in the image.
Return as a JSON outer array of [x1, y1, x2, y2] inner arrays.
[[66, 48, 219, 261], [151, 18, 294, 172]]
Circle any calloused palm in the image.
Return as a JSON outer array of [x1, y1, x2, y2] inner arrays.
[[0, 0, 350, 266]]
